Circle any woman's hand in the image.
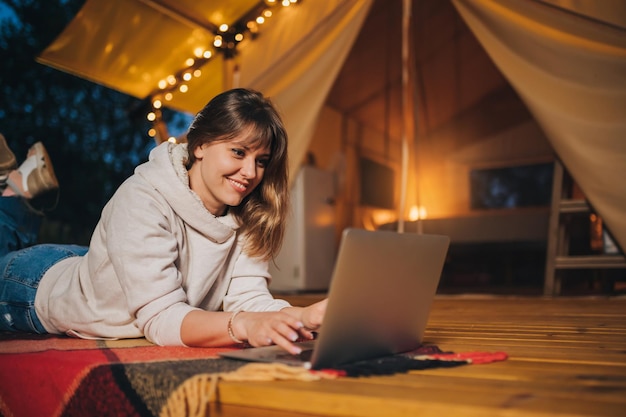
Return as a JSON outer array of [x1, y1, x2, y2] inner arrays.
[[300, 298, 327, 330], [231, 310, 307, 355], [232, 299, 328, 355]]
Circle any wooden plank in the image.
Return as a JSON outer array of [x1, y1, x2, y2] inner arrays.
[[218, 297, 626, 417], [218, 377, 626, 417]]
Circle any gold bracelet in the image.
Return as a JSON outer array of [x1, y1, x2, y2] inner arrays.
[[227, 311, 244, 344]]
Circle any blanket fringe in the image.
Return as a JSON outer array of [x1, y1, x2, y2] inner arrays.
[[159, 373, 219, 417], [159, 363, 333, 417]]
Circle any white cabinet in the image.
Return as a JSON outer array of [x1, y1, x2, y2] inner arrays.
[[269, 166, 336, 293]]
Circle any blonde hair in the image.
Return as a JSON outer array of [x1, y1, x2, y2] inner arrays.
[[186, 88, 289, 260]]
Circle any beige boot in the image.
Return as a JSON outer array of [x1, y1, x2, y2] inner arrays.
[[7, 142, 59, 199], [0, 133, 17, 184]]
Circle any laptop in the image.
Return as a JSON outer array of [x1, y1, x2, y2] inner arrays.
[[220, 228, 450, 370]]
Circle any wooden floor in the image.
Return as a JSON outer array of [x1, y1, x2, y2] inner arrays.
[[213, 295, 626, 417]]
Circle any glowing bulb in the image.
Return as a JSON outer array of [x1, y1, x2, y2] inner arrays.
[[158, 80, 167, 89], [203, 50, 212, 59], [179, 84, 188, 93], [219, 24, 229, 32], [213, 36, 223, 47], [193, 69, 202, 77], [182, 72, 192, 81], [408, 206, 428, 221], [164, 92, 173, 101], [168, 137, 177, 143], [147, 112, 156, 121], [235, 33, 243, 42], [166, 75, 176, 85], [185, 58, 195, 67], [148, 128, 156, 137], [256, 16, 265, 24], [152, 99, 162, 109], [264, 10, 272, 17], [194, 48, 204, 57]]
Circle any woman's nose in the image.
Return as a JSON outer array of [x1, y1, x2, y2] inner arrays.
[[240, 157, 257, 179]]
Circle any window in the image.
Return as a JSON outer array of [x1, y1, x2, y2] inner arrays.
[[359, 157, 395, 209], [470, 162, 553, 210]]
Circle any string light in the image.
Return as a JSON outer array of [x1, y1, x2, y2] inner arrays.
[[145, 0, 303, 140]]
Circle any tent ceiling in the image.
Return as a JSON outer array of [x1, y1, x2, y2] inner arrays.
[[38, 0, 372, 178], [38, 0, 292, 113]]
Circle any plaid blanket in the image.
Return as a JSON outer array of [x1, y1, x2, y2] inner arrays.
[[0, 333, 507, 417], [0, 333, 244, 417]]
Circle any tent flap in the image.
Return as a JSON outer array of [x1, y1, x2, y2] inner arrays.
[[452, 0, 626, 251]]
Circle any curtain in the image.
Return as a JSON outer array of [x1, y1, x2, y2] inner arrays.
[[452, 0, 626, 251]]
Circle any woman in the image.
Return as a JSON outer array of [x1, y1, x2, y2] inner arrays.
[[0, 88, 326, 355]]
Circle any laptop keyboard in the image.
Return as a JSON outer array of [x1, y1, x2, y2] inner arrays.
[[276, 348, 314, 362]]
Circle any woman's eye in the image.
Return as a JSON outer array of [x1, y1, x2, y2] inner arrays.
[[257, 158, 269, 168], [231, 148, 245, 157]]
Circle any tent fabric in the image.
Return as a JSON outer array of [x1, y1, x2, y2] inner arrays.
[[37, 0, 373, 178], [452, 0, 626, 252]]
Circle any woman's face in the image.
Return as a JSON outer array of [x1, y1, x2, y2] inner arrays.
[[188, 135, 270, 216]]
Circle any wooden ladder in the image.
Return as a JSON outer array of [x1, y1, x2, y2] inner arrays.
[[543, 159, 626, 296]]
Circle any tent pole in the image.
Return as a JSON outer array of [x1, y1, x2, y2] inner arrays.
[[398, 0, 415, 234]]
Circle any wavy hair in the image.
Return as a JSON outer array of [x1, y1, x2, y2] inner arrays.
[[186, 88, 289, 261]]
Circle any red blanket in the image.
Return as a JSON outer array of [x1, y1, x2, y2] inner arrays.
[[0, 333, 507, 416], [0, 333, 240, 417]]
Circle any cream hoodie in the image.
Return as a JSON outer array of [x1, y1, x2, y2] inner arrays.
[[35, 142, 289, 345]]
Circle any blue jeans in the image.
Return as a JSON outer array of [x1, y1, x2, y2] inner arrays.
[[0, 196, 87, 333]]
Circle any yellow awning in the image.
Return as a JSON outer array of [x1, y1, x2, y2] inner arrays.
[[38, 0, 374, 174]]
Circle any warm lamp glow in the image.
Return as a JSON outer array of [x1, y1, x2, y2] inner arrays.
[[371, 209, 396, 227], [408, 205, 428, 221]]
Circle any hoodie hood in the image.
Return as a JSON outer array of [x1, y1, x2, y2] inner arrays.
[[134, 142, 239, 244]]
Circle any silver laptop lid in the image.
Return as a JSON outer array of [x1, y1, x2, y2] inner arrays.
[[309, 228, 449, 369]]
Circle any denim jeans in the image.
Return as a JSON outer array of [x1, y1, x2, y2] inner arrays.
[[0, 196, 87, 333]]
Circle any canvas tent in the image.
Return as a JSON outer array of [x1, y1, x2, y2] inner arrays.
[[37, 0, 373, 183], [38, 0, 626, 252]]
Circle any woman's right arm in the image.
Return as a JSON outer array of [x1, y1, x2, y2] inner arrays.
[[181, 309, 309, 354]]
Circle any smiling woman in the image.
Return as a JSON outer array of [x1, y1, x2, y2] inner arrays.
[[0, 88, 327, 355]]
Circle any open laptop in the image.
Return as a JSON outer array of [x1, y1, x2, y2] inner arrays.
[[220, 228, 450, 370]]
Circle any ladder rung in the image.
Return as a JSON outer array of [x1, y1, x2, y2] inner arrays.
[[559, 199, 590, 213], [555, 255, 626, 269]]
